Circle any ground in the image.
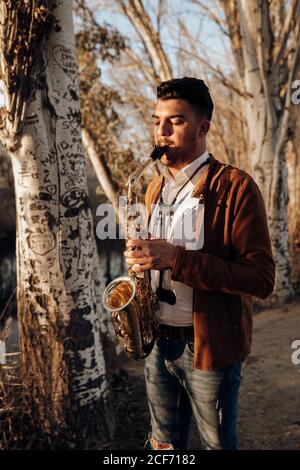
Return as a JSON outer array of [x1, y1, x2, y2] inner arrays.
[[109, 297, 300, 450]]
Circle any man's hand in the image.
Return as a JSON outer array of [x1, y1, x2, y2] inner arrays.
[[124, 239, 178, 272]]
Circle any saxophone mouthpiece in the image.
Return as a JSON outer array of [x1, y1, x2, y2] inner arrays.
[[149, 145, 166, 161]]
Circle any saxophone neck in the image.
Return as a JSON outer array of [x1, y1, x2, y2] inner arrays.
[[126, 158, 153, 192], [126, 145, 165, 192]]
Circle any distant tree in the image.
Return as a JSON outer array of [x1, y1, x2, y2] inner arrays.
[[287, 66, 300, 292], [220, 0, 300, 303]]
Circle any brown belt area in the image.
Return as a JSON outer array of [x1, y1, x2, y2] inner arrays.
[[157, 324, 194, 340]]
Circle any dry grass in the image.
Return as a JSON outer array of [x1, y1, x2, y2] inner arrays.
[[0, 356, 29, 449], [0, 356, 118, 450]]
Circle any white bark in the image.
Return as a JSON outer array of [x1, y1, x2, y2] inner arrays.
[[82, 128, 120, 219], [0, 0, 113, 443], [221, 0, 300, 303], [287, 133, 300, 292]]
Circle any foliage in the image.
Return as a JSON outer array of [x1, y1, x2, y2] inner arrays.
[[0, 0, 60, 140], [75, 0, 138, 195]]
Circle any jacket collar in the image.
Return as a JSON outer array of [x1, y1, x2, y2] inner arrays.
[[149, 154, 222, 206]]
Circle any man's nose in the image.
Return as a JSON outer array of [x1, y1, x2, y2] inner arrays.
[[157, 120, 172, 136]]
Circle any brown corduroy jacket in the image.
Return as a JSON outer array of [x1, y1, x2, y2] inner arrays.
[[145, 155, 275, 370]]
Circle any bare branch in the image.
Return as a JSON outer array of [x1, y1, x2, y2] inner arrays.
[[259, 0, 274, 77], [115, 0, 159, 80], [219, 0, 245, 79], [82, 128, 121, 220], [273, 0, 300, 72], [156, 0, 165, 40], [124, 46, 158, 84], [276, 21, 300, 157], [189, 0, 230, 37], [177, 19, 250, 99], [117, 0, 172, 81]]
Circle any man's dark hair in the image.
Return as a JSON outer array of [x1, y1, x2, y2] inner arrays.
[[157, 77, 214, 121]]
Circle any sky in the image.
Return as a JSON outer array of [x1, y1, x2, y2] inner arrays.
[[85, 0, 233, 146], [89, 0, 232, 84]]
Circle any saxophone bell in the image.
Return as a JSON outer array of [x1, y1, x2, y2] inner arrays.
[[102, 275, 157, 361]]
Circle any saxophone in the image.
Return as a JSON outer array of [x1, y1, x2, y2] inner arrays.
[[102, 146, 165, 361]]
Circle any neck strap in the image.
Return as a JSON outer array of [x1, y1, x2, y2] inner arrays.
[[160, 157, 210, 206]]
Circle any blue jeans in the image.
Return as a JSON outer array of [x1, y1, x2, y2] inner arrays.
[[144, 337, 243, 450]]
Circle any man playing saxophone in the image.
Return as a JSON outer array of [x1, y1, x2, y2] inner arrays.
[[124, 77, 275, 450]]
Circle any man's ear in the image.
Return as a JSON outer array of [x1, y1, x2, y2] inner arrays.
[[199, 120, 210, 136]]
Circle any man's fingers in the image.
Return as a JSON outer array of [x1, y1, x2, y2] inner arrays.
[[125, 257, 148, 265], [127, 239, 144, 248], [124, 250, 145, 258], [130, 263, 151, 272]]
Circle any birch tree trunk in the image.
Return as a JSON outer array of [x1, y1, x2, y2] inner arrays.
[[220, 0, 300, 304], [287, 121, 300, 293], [0, 1, 114, 446], [287, 60, 300, 292]]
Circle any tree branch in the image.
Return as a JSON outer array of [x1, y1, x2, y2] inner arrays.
[[190, 0, 230, 37], [117, 0, 172, 81], [273, 0, 300, 72], [177, 18, 250, 99], [156, 0, 165, 40], [219, 0, 245, 79], [82, 128, 121, 222], [123, 46, 158, 84], [276, 21, 300, 157]]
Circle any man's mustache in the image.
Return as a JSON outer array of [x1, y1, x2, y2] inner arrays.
[[157, 142, 173, 148]]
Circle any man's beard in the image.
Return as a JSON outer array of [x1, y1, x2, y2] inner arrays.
[[160, 146, 195, 166]]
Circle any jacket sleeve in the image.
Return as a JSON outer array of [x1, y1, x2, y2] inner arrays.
[[170, 178, 275, 299]]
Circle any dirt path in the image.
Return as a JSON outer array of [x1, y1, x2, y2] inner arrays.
[[238, 297, 300, 449], [110, 297, 300, 450]]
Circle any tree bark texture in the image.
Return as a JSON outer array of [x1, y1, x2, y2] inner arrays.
[[0, 0, 114, 446], [221, 0, 300, 303]]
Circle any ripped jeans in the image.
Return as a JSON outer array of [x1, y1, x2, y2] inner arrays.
[[144, 337, 243, 450]]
